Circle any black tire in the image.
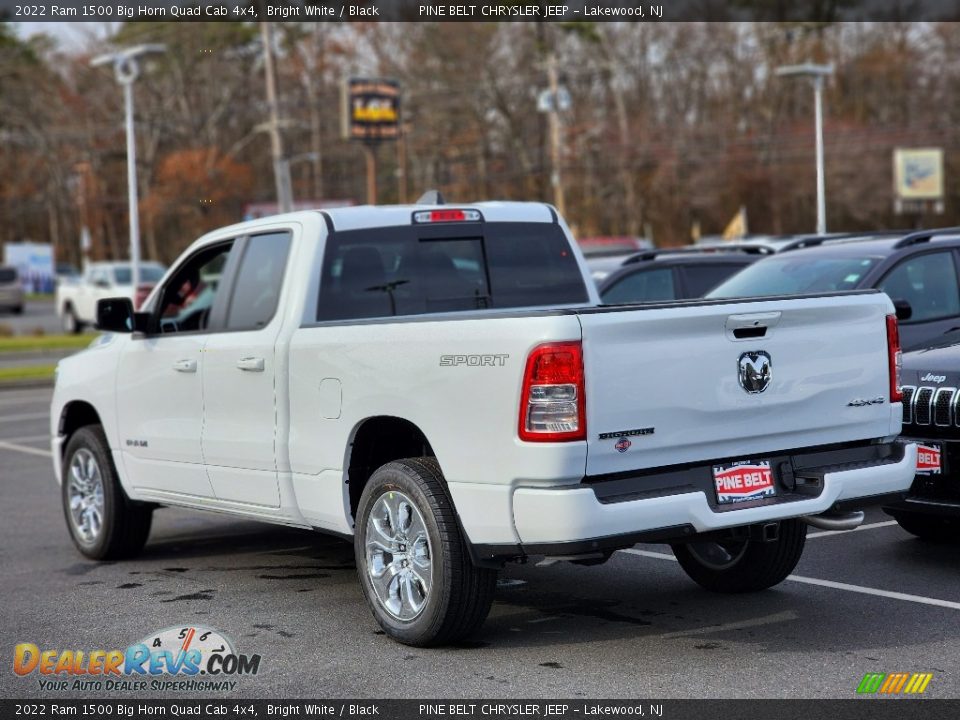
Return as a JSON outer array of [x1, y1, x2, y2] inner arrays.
[[12, 305, 23, 315], [62, 305, 83, 334], [354, 457, 498, 646], [671, 519, 806, 593], [893, 512, 960, 543], [61, 425, 153, 560]]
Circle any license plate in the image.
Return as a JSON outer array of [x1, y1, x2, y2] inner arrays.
[[916, 443, 942, 475], [713, 460, 777, 505]]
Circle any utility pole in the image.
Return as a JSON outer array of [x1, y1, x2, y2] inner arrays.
[[364, 146, 377, 205], [546, 52, 566, 217], [260, 21, 293, 213]]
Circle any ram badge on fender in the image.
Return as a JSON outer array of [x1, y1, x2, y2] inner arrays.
[[50, 197, 916, 646]]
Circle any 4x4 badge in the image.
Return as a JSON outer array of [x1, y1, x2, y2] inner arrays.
[[738, 351, 772, 394]]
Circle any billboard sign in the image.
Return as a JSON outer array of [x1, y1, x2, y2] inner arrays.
[[342, 78, 400, 142], [4, 241, 54, 293], [894, 148, 944, 200]]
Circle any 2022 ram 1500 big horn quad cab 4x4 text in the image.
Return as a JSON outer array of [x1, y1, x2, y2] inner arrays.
[[51, 202, 916, 646]]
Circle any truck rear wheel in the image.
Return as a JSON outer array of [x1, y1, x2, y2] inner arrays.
[[670, 519, 806, 593], [354, 457, 497, 646], [62, 305, 83, 334], [62, 426, 153, 560]]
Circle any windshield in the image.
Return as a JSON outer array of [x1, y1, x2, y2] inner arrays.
[[114, 265, 166, 285], [707, 255, 879, 298]]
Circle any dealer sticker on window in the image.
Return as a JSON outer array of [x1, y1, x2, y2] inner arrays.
[[916, 444, 942, 475], [712, 460, 777, 504]]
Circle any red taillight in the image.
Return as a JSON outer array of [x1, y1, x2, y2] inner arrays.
[[518, 341, 586, 442], [886, 314, 903, 403]]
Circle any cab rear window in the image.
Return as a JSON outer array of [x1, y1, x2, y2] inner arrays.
[[316, 222, 588, 321]]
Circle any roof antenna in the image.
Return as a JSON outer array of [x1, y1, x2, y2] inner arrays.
[[416, 189, 445, 205]]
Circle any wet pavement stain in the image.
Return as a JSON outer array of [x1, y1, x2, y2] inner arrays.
[[117, 583, 142, 589], [695, 642, 722, 650], [258, 573, 330, 580], [76, 580, 104, 586], [164, 568, 189, 573], [277, 630, 295, 638], [539, 662, 564, 669], [161, 590, 215, 603]]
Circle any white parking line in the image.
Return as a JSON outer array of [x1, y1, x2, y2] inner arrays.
[[0, 440, 52, 458], [806, 520, 899, 539], [659, 610, 798, 638], [619, 548, 960, 611], [0, 434, 49, 443], [0, 412, 48, 424], [784, 575, 960, 611]]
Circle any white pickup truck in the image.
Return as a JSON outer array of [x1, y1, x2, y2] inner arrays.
[[56, 261, 166, 333], [50, 202, 916, 646]]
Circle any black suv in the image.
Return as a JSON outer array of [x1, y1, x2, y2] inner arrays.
[[599, 246, 771, 304], [884, 336, 960, 541], [708, 228, 960, 350]]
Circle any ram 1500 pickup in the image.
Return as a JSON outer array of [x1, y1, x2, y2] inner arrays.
[[50, 201, 916, 646]]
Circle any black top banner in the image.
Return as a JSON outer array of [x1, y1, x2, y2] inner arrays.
[[2, 0, 959, 22]]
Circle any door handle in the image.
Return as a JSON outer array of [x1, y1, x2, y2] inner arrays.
[[236, 357, 265, 372], [173, 359, 197, 373]]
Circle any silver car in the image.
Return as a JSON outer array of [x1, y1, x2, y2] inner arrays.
[[0, 266, 24, 314]]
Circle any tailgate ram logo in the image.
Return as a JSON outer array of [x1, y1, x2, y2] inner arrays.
[[738, 351, 772, 394]]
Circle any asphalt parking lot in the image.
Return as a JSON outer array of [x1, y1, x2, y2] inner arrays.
[[0, 300, 64, 336], [2, 387, 959, 700]]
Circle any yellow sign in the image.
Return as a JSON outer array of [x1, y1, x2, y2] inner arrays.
[[894, 148, 944, 200]]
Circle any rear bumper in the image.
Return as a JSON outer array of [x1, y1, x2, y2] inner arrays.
[[472, 440, 916, 562]]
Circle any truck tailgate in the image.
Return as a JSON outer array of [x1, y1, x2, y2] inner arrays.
[[579, 293, 899, 477]]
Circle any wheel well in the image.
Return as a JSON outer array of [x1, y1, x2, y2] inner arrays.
[[347, 417, 435, 519], [59, 401, 101, 446]]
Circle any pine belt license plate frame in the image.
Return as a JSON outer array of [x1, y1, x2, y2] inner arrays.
[[712, 459, 778, 505]]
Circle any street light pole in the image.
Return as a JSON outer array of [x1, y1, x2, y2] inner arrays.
[[776, 63, 834, 235], [92, 44, 165, 293], [813, 74, 826, 236]]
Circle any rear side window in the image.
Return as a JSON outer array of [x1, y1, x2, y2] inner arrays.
[[226, 232, 293, 330], [601, 267, 676, 304], [0, 268, 17, 283], [317, 222, 588, 321], [878, 251, 960, 323]]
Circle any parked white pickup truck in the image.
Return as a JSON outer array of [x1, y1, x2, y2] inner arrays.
[[56, 261, 166, 333], [51, 202, 916, 646]]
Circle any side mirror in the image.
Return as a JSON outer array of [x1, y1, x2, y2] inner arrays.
[[893, 299, 913, 322], [96, 297, 136, 333]]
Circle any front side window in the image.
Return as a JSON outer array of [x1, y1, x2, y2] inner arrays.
[[156, 242, 233, 334], [878, 251, 960, 323], [226, 232, 292, 331]]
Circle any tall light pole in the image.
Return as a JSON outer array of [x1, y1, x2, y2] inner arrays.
[[92, 44, 166, 292], [776, 63, 834, 236]]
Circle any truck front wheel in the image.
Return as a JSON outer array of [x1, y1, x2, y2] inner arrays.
[[670, 519, 806, 593], [354, 458, 497, 646], [62, 426, 153, 560]]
